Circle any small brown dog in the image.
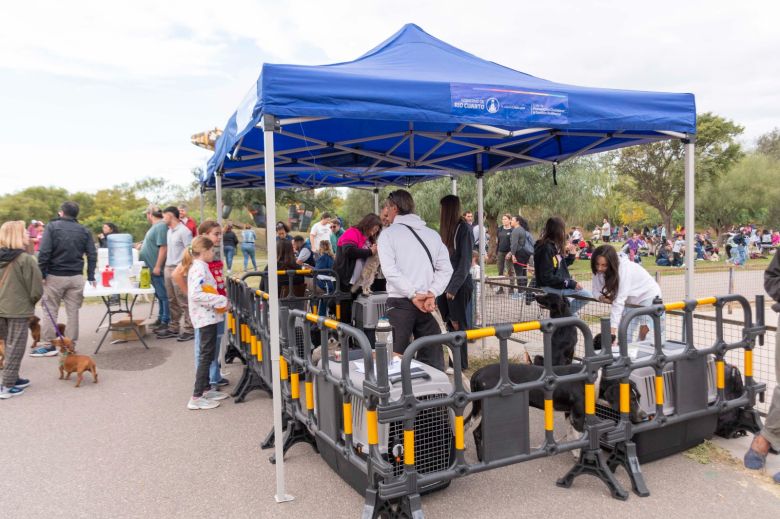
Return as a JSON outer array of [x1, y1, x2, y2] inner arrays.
[[30, 317, 66, 349], [53, 337, 98, 388]]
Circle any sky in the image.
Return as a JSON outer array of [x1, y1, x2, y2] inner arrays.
[[1, 0, 778, 194]]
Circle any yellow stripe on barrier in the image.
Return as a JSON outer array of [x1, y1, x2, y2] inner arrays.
[[227, 313, 233, 332], [455, 415, 464, 450], [336, 304, 341, 320], [256, 339, 263, 362], [305, 313, 319, 324], [745, 349, 753, 378], [664, 296, 717, 312], [323, 319, 339, 330], [585, 383, 595, 415], [280, 357, 289, 381], [312, 304, 318, 315], [465, 327, 496, 340], [240, 324, 246, 343], [620, 382, 630, 414], [255, 290, 269, 300], [343, 402, 353, 435], [716, 360, 725, 390], [544, 399, 554, 431], [276, 269, 313, 275], [512, 321, 542, 333], [290, 373, 300, 399], [404, 429, 415, 465], [655, 375, 664, 406], [305, 382, 314, 411], [366, 410, 378, 445], [250, 335, 257, 356]]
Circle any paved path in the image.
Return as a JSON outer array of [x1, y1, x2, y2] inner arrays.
[[1, 304, 778, 518]]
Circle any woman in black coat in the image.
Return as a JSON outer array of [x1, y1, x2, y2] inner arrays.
[[436, 195, 473, 368], [533, 216, 592, 315], [332, 213, 382, 324]]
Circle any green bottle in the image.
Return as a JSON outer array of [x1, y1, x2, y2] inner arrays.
[[139, 266, 151, 289]]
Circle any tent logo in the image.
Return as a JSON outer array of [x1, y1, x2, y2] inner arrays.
[[486, 97, 500, 114]]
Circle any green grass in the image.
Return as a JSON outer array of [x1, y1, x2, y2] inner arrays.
[[483, 252, 772, 278]]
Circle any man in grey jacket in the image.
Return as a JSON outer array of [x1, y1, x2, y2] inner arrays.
[[378, 190, 453, 370], [744, 251, 780, 483], [34, 201, 97, 355]]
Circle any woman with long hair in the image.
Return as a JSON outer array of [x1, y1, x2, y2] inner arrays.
[[0, 221, 43, 398], [590, 245, 662, 342], [333, 213, 381, 324], [97, 222, 118, 248], [533, 216, 592, 315], [260, 239, 306, 298], [436, 195, 473, 369]]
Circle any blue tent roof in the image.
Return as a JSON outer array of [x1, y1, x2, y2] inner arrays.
[[204, 23, 695, 189]]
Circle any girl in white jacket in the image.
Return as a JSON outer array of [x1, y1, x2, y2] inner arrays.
[[185, 236, 229, 410], [591, 245, 662, 342]]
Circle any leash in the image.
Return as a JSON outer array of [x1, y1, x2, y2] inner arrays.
[[41, 300, 66, 340]]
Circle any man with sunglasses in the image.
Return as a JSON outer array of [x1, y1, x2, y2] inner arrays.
[[378, 190, 452, 371], [328, 218, 344, 251]]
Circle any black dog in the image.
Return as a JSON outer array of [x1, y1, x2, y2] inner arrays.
[[467, 361, 643, 460], [532, 293, 577, 366]]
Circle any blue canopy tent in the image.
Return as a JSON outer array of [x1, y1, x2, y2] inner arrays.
[[205, 23, 697, 503]]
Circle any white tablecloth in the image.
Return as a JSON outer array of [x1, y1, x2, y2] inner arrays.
[[83, 282, 156, 298]]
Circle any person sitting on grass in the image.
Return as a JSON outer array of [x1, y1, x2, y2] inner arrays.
[[185, 236, 229, 410]]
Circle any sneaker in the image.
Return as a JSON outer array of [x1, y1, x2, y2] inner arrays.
[[30, 346, 57, 357], [203, 389, 229, 401], [187, 396, 220, 410], [744, 446, 767, 470], [176, 332, 194, 342], [214, 378, 230, 387], [156, 328, 178, 339], [0, 386, 24, 399], [14, 378, 30, 389], [151, 319, 162, 327], [152, 323, 169, 333]]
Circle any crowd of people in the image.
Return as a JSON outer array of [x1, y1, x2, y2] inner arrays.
[[0, 198, 777, 483]]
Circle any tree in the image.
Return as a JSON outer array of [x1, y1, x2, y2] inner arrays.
[[615, 112, 744, 234], [697, 153, 780, 235], [756, 128, 780, 161]]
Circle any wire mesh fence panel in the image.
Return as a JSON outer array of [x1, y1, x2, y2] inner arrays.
[[477, 274, 777, 416]]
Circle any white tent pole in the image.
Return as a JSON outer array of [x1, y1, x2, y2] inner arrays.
[[476, 155, 486, 342], [684, 138, 695, 299], [373, 188, 380, 214], [263, 114, 293, 504], [451, 176, 457, 195]]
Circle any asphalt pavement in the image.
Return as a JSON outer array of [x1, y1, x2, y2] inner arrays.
[[1, 303, 778, 518]]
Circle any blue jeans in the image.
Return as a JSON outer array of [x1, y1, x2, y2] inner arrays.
[[194, 320, 225, 386], [150, 273, 169, 324], [316, 279, 334, 316], [541, 286, 593, 315], [224, 246, 235, 271], [241, 243, 257, 270]]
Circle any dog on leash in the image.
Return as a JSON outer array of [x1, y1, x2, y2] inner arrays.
[[29, 317, 66, 350], [351, 255, 381, 296], [467, 360, 643, 460], [52, 336, 98, 388], [529, 293, 577, 366]]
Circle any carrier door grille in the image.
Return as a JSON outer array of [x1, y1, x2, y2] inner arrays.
[[387, 394, 452, 477]]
